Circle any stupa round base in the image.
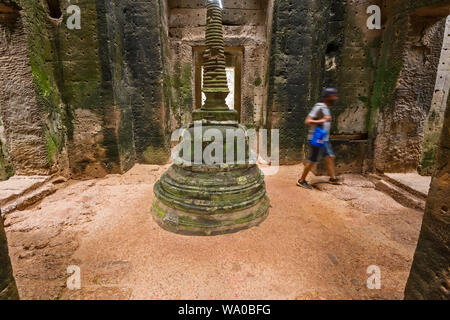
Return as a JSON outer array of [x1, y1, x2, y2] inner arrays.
[[151, 164, 270, 236], [152, 196, 270, 236]]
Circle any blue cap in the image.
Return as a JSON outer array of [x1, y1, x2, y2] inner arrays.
[[322, 88, 338, 98]]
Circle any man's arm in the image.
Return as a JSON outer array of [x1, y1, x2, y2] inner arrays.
[[305, 115, 331, 126], [305, 104, 332, 126]]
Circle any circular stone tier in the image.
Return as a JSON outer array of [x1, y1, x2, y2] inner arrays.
[[152, 164, 270, 236]]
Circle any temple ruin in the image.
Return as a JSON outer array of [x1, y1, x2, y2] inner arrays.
[[0, 0, 449, 300]]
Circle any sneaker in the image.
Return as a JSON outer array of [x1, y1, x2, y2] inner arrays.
[[329, 177, 343, 185], [297, 180, 313, 190]]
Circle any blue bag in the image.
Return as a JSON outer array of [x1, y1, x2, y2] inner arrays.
[[310, 126, 327, 147]]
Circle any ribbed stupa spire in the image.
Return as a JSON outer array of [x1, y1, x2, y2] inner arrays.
[[193, 0, 238, 121], [203, 0, 229, 106]]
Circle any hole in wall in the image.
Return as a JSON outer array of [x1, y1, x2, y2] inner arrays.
[[0, 3, 20, 25], [46, 0, 62, 19], [326, 42, 339, 54]]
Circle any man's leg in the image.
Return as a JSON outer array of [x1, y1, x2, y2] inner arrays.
[[324, 156, 336, 180], [298, 145, 320, 189], [300, 145, 320, 182], [323, 142, 342, 184], [300, 161, 315, 182]]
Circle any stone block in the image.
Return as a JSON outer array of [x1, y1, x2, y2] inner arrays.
[[313, 139, 368, 175]]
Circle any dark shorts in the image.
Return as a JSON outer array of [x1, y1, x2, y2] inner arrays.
[[307, 141, 335, 163]]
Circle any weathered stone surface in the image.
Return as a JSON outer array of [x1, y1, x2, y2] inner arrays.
[[267, 0, 350, 163], [14, 183, 56, 211], [0, 175, 51, 208], [164, 0, 449, 171], [0, 163, 428, 300], [384, 173, 431, 199], [375, 180, 426, 211], [104, 0, 171, 166], [420, 16, 450, 175], [0, 0, 448, 179], [329, 0, 381, 138], [0, 6, 50, 176], [0, 117, 13, 181], [69, 109, 108, 179], [153, 163, 270, 236], [371, 1, 449, 173], [0, 214, 19, 300], [313, 139, 368, 175], [169, 8, 265, 28], [170, 0, 263, 10], [404, 88, 450, 300], [0, 0, 172, 179]]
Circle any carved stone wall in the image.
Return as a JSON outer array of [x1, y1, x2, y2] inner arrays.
[[404, 92, 450, 300]]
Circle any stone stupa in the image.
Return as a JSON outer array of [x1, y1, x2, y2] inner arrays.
[[152, 0, 270, 236]]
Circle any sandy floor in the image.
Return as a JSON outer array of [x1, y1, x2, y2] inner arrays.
[[4, 164, 424, 300]]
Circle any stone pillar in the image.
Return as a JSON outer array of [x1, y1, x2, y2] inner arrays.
[[420, 16, 450, 175], [104, 0, 171, 165], [373, 14, 446, 173], [404, 93, 450, 300], [0, 4, 51, 176]]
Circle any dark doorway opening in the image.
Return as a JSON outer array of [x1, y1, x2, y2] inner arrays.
[[46, 0, 62, 19]]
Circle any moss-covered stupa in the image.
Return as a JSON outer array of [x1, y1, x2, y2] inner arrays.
[[152, 0, 270, 236]]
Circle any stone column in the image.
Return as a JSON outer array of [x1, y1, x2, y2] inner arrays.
[[404, 94, 450, 300]]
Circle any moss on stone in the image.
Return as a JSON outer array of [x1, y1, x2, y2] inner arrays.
[[170, 62, 193, 125], [30, 64, 51, 99], [367, 19, 403, 135], [44, 130, 58, 165], [0, 114, 13, 180], [14, 0, 70, 171], [420, 130, 442, 174], [254, 76, 262, 87], [143, 145, 170, 165], [358, 96, 369, 104], [420, 147, 437, 173], [0, 145, 14, 181], [152, 203, 165, 218], [0, 217, 19, 299]]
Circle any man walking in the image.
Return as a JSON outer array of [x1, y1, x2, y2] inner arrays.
[[297, 88, 342, 189]]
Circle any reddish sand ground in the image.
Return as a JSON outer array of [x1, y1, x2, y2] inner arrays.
[[4, 164, 424, 300]]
